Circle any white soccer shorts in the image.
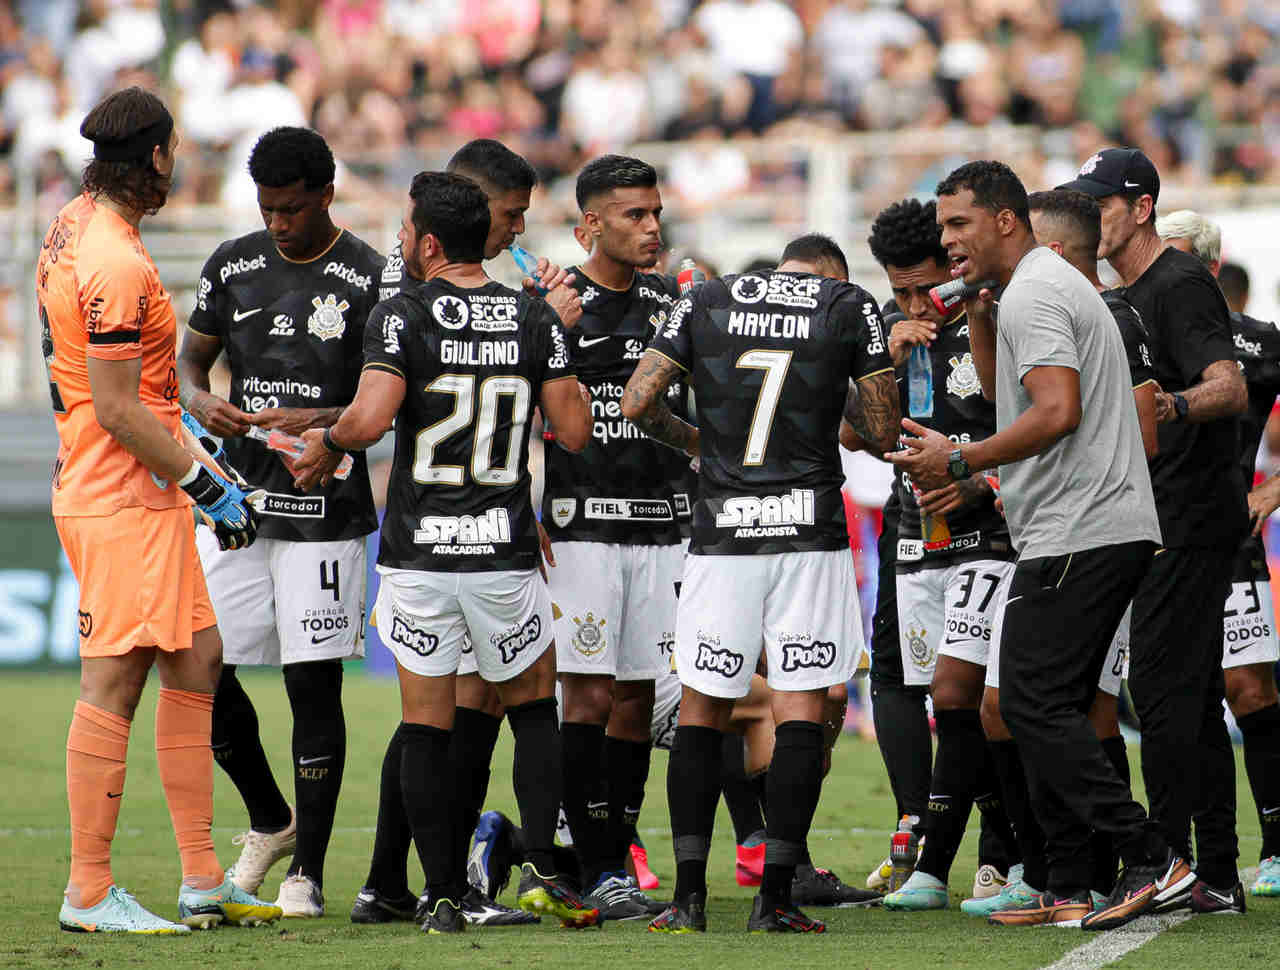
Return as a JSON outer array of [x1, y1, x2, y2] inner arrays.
[[374, 566, 551, 682], [674, 549, 861, 700], [549, 541, 682, 681], [198, 532, 366, 665], [1222, 579, 1280, 669], [897, 560, 1015, 687]]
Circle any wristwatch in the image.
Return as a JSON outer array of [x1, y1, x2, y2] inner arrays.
[[1172, 393, 1189, 422], [947, 448, 970, 482]]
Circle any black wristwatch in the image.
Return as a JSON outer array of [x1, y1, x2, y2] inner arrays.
[[947, 448, 970, 482], [1172, 393, 1189, 422]]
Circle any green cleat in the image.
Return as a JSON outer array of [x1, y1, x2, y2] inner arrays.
[[961, 865, 1040, 916], [59, 886, 190, 935], [178, 874, 283, 929], [647, 893, 707, 933], [883, 871, 948, 911], [515, 863, 602, 928], [1250, 856, 1280, 897]]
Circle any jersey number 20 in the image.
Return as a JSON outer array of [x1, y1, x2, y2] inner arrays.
[[413, 374, 531, 486]]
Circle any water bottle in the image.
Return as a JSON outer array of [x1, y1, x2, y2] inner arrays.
[[889, 815, 921, 891], [677, 257, 706, 295], [908, 344, 933, 418], [509, 244, 547, 294]]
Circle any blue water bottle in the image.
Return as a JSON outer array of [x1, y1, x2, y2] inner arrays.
[[509, 244, 547, 294], [908, 344, 933, 418]]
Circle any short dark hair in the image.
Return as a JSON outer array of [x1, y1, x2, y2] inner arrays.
[[1218, 261, 1249, 309], [1027, 189, 1101, 257], [447, 139, 537, 195], [408, 171, 490, 263], [868, 198, 947, 269], [935, 160, 1031, 230], [80, 86, 174, 215], [575, 154, 658, 211], [248, 127, 335, 190], [780, 233, 848, 278]]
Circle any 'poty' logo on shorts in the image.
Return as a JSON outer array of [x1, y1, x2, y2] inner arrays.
[[780, 640, 835, 672], [389, 613, 438, 657], [493, 615, 541, 664], [694, 642, 744, 678]]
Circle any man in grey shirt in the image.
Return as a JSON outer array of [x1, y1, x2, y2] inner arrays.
[[889, 161, 1190, 931]]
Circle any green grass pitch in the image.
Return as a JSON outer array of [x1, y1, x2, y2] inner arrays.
[[0, 670, 1275, 969]]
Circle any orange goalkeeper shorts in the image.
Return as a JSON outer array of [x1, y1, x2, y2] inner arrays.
[[56, 505, 217, 658]]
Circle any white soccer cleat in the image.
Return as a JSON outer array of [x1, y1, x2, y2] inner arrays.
[[275, 873, 325, 918], [226, 807, 297, 894], [971, 863, 1008, 900], [59, 886, 190, 934]]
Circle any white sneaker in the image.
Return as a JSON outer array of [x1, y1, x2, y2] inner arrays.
[[972, 864, 1008, 900], [226, 807, 296, 894], [275, 873, 325, 918]]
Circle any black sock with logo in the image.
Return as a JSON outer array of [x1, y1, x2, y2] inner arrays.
[[915, 709, 984, 885], [363, 724, 412, 898], [605, 736, 651, 872], [669, 725, 724, 904], [561, 721, 610, 888], [283, 660, 346, 887], [1238, 703, 1280, 859], [211, 665, 292, 833], [508, 698, 561, 875]]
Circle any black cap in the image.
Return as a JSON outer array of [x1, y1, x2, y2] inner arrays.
[[1056, 148, 1160, 203]]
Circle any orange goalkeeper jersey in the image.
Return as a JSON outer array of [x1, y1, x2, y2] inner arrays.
[[37, 193, 190, 516]]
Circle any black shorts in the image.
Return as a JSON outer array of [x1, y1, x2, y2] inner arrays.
[[1232, 534, 1269, 584]]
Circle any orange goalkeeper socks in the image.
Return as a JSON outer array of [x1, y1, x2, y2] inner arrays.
[[156, 688, 222, 889], [65, 700, 130, 909]]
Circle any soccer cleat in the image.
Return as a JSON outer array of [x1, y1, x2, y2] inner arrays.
[[275, 873, 324, 918], [459, 886, 540, 926], [1080, 850, 1194, 931], [1190, 879, 1246, 915], [630, 841, 660, 891], [866, 856, 894, 891], [737, 840, 765, 887], [791, 864, 882, 907], [468, 810, 518, 900], [420, 897, 465, 934], [1249, 856, 1280, 897], [515, 863, 601, 928], [987, 890, 1092, 927], [225, 808, 297, 894], [178, 874, 283, 928], [350, 887, 420, 924], [625, 875, 667, 915], [882, 870, 948, 911], [961, 866, 1040, 916], [648, 893, 707, 933], [972, 864, 1008, 899], [584, 872, 653, 920], [747, 895, 826, 933], [59, 886, 190, 935]]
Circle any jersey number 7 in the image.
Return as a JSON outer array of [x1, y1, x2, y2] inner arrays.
[[737, 349, 792, 466]]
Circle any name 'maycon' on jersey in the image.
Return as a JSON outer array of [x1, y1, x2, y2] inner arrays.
[[364, 277, 573, 573], [648, 271, 893, 556], [187, 229, 383, 542]]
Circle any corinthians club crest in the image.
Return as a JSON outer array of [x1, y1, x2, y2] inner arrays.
[[572, 612, 607, 657], [308, 294, 349, 341], [907, 620, 934, 671], [946, 352, 981, 399]]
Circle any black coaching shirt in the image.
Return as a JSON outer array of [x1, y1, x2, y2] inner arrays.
[[365, 278, 573, 573], [1124, 247, 1248, 548], [188, 230, 383, 541], [648, 271, 893, 556], [893, 311, 1012, 572], [541, 269, 686, 546], [1232, 310, 1280, 580]]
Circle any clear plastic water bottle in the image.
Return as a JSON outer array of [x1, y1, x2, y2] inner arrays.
[[889, 815, 921, 891], [509, 244, 547, 294], [907, 344, 933, 418]]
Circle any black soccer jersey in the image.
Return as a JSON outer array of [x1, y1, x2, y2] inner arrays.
[[893, 311, 1012, 572], [1231, 311, 1280, 581], [541, 269, 686, 546], [648, 271, 893, 556], [1102, 288, 1155, 389], [365, 278, 573, 573], [188, 230, 383, 542]]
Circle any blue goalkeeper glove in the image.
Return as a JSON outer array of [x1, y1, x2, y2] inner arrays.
[[181, 410, 249, 487], [181, 463, 259, 551]]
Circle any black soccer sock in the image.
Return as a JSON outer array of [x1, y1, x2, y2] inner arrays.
[[401, 721, 464, 903], [363, 724, 412, 897], [561, 721, 610, 887], [605, 736, 651, 870], [871, 684, 932, 821], [974, 744, 1018, 873], [1238, 703, 1280, 859], [988, 738, 1047, 891], [1089, 735, 1130, 894], [915, 709, 986, 885], [761, 721, 825, 903], [449, 706, 503, 885], [283, 660, 346, 887], [211, 665, 291, 832], [668, 725, 724, 904], [721, 733, 767, 844], [508, 698, 562, 875]]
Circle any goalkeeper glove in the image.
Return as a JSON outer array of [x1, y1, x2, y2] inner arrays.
[[180, 462, 259, 551], [180, 410, 250, 487]]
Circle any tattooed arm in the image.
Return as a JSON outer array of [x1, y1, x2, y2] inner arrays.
[[621, 350, 701, 457], [843, 370, 900, 458]]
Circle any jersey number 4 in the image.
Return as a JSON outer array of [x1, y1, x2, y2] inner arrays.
[[413, 374, 531, 486], [737, 349, 792, 466]]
